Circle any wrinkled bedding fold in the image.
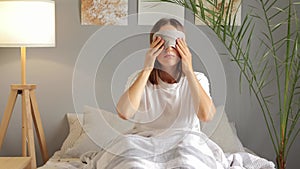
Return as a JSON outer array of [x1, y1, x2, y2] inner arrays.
[[80, 129, 275, 169]]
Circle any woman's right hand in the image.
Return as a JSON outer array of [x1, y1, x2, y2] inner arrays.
[[144, 36, 164, 71], [117, 37, 164, 120]]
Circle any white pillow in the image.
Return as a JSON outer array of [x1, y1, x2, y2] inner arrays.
[[64, 105, 134, 157], [202, 111, 244, 153], [59, 113, 83, 157]]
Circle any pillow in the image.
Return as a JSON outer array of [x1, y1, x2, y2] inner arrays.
[[60, 107, 243, 157], [59, 113, 83, 157], [201, 110, 244, 153], [63, 105, 134, 157]]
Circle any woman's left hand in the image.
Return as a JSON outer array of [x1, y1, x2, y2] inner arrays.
[[176, 38, 193, 75]]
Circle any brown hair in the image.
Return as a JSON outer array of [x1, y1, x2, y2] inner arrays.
[[148, 18, 184, 85]]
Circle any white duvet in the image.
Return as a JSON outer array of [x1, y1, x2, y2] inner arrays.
[[78, 128, 275, 169]]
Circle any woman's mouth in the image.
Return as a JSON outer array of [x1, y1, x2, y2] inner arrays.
[[164, 54, 175, 58]]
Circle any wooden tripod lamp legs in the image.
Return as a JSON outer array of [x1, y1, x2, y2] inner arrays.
[[0, 84, 49, 169], [0, 87, 18, 149]]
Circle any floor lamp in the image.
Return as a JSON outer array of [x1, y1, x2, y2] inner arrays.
[[0, 1, 55, 168]]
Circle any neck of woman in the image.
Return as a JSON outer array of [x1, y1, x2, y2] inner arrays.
[[159, 66, 180, 84]]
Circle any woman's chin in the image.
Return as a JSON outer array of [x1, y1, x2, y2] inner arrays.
[[158, 61, 179, 68]]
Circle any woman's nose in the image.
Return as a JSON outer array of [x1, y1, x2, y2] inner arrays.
[[165, 46, 175, 52]]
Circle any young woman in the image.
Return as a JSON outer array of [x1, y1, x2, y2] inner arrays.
[[90, 18, 274, 169], [116, 18, 216, 133]]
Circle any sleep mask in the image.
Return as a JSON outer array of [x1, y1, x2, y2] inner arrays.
[[153, 30, 185, 48]]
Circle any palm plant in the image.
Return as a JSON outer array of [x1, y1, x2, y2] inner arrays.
[[153, 0, 299, 168]]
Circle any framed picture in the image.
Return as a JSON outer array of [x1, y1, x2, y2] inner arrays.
[[195, 0, 241, 26], [81, 0, 128, 25], [138, 0, 185, 25]]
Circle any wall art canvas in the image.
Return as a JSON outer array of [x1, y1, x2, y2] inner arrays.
[[138, 0, 185, 25], [195, 0, 241, 26], [81, 0, 128, 25]]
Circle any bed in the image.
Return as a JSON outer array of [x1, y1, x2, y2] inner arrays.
[[38, 105, 275, 169]]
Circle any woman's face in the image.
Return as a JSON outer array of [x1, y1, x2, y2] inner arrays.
[[155, 24, 182, 69]]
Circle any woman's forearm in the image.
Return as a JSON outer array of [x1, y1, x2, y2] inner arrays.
[[117, 69, 152, 120], [175, 38, 216, 121], [185, 71, 216, 122]]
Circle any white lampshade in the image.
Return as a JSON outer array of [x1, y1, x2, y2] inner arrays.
[[0, 0, 55, 47]]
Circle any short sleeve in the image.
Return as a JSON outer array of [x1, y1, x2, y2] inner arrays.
[[124, 70, 142, 92], [194, 72, 212, 99]]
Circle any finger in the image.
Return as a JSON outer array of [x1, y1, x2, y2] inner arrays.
[[176, 39, 187, 55], [149, 39, 164, 56], [150, 36, 162, 48], [152, 39, 164, 52], [176, 39, 184, 53], [176, 43, 185, 58], [153, 46, 164, 57], [177, 38, 191, 56], [182, 38, 188, 46], [148, 37, 163, 53], [177, 38, 187, 49], [178, 38, 188, 46]]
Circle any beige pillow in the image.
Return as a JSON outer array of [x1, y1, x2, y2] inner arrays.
[[59, 113, 83, 157], [63, 106, 134, 157], [202, 111, 244, 153]]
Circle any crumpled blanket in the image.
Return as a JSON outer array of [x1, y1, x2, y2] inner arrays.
[[80, 129, 275, 169]]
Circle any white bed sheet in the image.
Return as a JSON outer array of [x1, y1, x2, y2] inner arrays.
[[38, 150, 83, 169], [38, 142, 272, 169], [37, 109, 274, 169]]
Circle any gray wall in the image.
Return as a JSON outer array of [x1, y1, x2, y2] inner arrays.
[[0, 0, 299, 168]]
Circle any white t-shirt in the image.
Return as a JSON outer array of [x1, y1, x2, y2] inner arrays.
[[124, 71, 211, 133]]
